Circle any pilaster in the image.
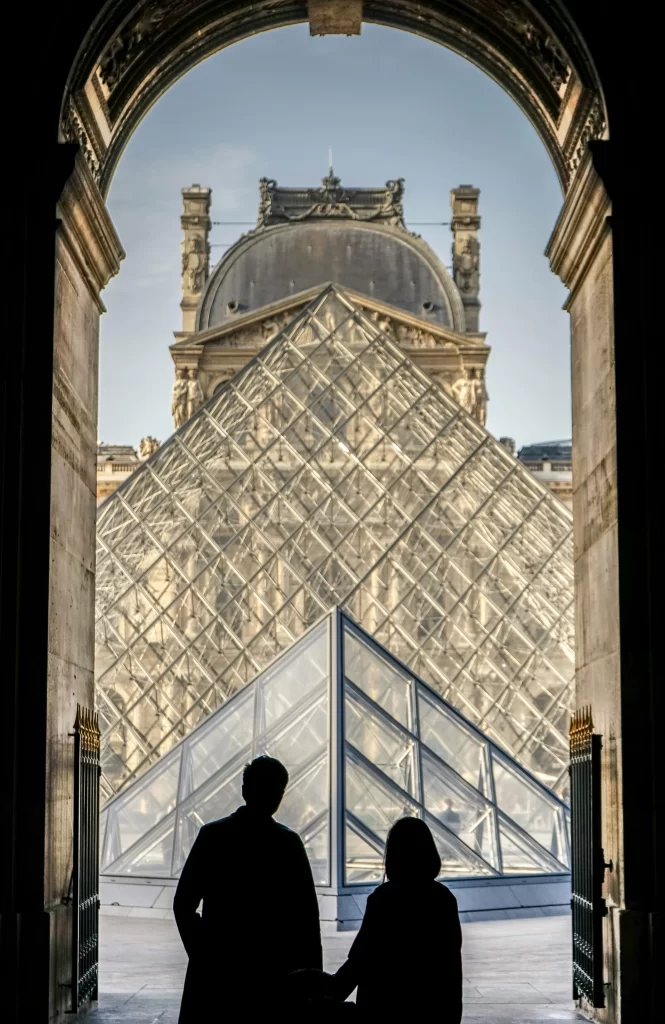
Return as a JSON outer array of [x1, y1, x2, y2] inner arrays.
[[546, 148, 619, 1023], [450, 186, 481, 333], [47, 151, 123, 1018], [180, 185, 212, 333]]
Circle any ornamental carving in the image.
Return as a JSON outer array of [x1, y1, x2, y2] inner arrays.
[[62, 105, 100, 182], [462, 0, 570, 91], [499, 2, 570, 90], [139, 436, 160, 458], [186, 368, 205, 419], [181, 236, 207, 294], [97, 0, 192, 95], [171, 366, 188, 428], [220, 309, 301, 350], [362, 309, 462, 352], [256, 175, 407, 229], [454, 237, 480, 296], [568, 96, 606, 174], [450, 369, 488, 424]]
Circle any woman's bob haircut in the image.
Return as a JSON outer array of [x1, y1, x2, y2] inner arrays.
[[384, 816, 442, 883]]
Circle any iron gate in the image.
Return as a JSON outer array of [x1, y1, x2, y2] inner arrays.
[[569, 706, 608, 1007], [71, 705, 101, 1010]]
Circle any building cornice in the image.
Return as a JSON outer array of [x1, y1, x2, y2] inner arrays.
[[56, 150, 125, 310], [545, 143, 611, 304], [172, 284, 481, 356]]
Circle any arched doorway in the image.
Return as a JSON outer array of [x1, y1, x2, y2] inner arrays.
[[2, 5, 658, 1024]]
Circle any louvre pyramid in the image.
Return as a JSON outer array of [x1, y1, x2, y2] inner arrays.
[[99, 609, 570, 884], [95, 286, 574, 803]]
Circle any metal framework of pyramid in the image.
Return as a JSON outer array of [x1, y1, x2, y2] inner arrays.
[[95, 286, 575, 804], [99, 608, 570, 885]]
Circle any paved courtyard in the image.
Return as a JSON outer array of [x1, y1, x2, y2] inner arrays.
[[87, 911, 586, 1022]]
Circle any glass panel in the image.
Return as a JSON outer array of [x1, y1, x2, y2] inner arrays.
[[345, 756, 418, 845], [174, 767, 244, 874], [260, 621, 328, 731], [417, 688, 491, 795], [105, 811, 176, 877], [277, 757, 328, 835], [427, 816, 494, 878], [422, 753, 498, 868], [184, 686, 255, 798], [345, 820, 385, 883], [345, 689, 418, 797], [498, 815, 564, 875], [262, 693, 328, 770], [343, 627, 414, 730], [108, 750, 181, 858], [492, 752, 565, 859]]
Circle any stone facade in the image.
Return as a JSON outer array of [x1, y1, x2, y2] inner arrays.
[[501, 438, 574, 510], [169, 178, 491, 430]]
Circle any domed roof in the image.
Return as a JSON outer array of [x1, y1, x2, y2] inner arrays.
[[197, 175, 466, 333]]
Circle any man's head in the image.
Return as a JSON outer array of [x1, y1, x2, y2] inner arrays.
[[242, 755, 289, 816]]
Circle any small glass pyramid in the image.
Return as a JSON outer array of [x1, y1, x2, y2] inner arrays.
[[99, 608, 570, 886], [95, 286, 574, 802]]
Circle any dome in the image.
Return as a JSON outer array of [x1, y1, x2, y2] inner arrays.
[[197, 175, 466, 332]]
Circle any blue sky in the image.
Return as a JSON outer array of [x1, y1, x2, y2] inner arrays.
[[100, 23, 570, 451]]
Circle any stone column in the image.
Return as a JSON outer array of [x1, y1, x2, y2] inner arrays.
[[546, 145, 621, 1024], [180, 184, 211, 333], [450, 186, 481, 333], [48, 150, 124, 1016]]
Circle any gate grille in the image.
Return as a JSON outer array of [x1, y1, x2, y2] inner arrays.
[[72, 705, 101, 1009], [569, 706, 607, 1006]]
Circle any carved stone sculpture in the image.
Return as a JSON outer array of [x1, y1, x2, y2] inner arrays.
[[452, 374, 475, 414], [454, 237, 480, 296], [182, 236, 207, 294], [171, 367, 188, 428], [470, 372, 489, 426], [257, 178, 277, 226], [367, 310, 395, 336], [186, 368, 205, 420], [139, 436, 160, 459]]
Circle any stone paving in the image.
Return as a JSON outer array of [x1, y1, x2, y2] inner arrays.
[[86, 911, 586, 1022]]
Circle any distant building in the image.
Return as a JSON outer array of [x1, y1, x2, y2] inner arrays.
[[516, 439, 573, 510], [96, 437, 160, 505]]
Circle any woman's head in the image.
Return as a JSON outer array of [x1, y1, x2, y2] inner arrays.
[[384, 817, 441, 883]]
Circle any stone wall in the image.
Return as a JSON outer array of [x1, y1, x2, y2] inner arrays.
[[547, 148, 620, 1022], [45, 155, 123, 1017]]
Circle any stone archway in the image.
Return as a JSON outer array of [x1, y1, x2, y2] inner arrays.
[[64, 1, 604, 194], [5, 5, 659, 1024]]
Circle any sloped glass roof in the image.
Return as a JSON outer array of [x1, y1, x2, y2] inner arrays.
[[99, 609, 570, 884], [95, 286, 574, 802]]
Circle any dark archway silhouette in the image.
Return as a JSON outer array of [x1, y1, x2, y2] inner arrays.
[[2, 5, 659, 1024]]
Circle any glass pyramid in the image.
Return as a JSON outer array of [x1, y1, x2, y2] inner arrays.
[[95, 286, 574, 803], [99, 609, 570, 885]]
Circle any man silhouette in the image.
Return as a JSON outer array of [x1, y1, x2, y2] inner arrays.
[[174, 756, 322, 1021]]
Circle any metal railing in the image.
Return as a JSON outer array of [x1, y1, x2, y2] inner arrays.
[[71, 705, 101, 1010], [569, 706, 609, 1007]]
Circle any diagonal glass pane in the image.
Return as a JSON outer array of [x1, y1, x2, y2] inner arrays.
[[343, 626, 414, 729], [346, 689, 418, 797], [422, 753, 498, 868]]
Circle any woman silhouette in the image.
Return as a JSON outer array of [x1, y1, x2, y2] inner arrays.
[[332, 817, 462, 1021]]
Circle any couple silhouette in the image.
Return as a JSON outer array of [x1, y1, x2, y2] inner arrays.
[[174, 756, 463, 1022]]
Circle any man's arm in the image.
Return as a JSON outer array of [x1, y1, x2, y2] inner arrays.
[[289, 834, 323, 970], [173, 828, 206, 958]]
